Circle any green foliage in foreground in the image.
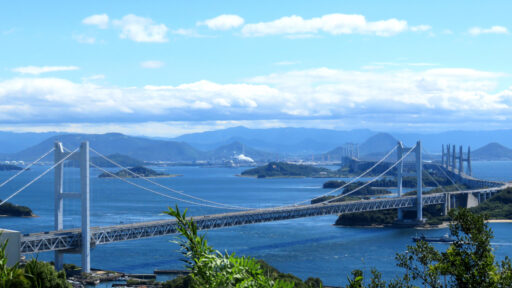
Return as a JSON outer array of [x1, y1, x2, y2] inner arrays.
[[0, 234, 71, 288], [165, 206, 323, 288], [0, 239, 30, 288], [346, 209, 512, 288], [164, 206, 511, 288], [23, 259, 70, 288]]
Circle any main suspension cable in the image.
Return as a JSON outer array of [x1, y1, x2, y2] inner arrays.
[[432, 163, 462, 191], [88, 147, 253, 211], [0, 148, 55, 189], [89, 162, 251, 210], [293, 145, 398, 206], [0, 148, 78, 206], [423, 165, 447, 193], [322, 143, 417, 204]]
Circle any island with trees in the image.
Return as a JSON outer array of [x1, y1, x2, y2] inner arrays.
[[98, 166, 179, 178], [240, 162, 340, 178], [0, 200, 34, 217]]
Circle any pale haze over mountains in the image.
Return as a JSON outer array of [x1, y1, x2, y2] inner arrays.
[[2, 127, 512, 162]]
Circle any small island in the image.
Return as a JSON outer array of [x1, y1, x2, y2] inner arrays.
[[240, 162, 339, 178], [98, 166, 179, 178], [0, 163, 23, 171], [0, 200, 34, 217]]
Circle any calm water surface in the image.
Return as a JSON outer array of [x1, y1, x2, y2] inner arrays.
[[1, 161, 511, 286]]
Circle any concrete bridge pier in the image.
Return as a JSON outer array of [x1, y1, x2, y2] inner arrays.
[[444, 193, 450, 215], [396, 141, 404, 221], [416, 141, 423, 222], [466, 193, 479, 208], [452, 145, 456, 171]]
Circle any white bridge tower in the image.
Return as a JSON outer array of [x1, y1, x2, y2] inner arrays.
[[396, 140, 423, 222], [54, 141, 90, 273]]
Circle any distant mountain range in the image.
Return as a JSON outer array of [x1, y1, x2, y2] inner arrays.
[[171, 126, 375, 155], [0, 131, 62, 154], [3, 133, 203, 162], [171, 126, 512, 155], [1, 133, 277, 162], [472, 143, 512, 161], [319, 133, 398, 161], [3, 127, 512, 162]]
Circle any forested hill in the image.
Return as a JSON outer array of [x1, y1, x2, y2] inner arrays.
[[4, 133, 277, 163], [98, 166, 176, 178], [7, 133, 205, 162], [241, 162, 337, 178], [472, 143, 512, 160]]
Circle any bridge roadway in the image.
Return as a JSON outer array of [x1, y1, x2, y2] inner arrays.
[[20, 185, 508, 255]]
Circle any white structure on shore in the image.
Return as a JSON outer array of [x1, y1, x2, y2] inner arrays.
[[235, 154, 254, 163]]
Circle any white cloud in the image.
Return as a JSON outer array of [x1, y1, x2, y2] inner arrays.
[[73, 34, 96, 44], [12, 66, 79, 75], [140, 60, 165, 69], [469, 26, 509, 35], [407, 62, 438, 67], [241, 14, 409, 37], [367, 62, 439, 68], [1, 67, 511, 131], [410, 25, 431, 32], [274, 61, 299, 66], [82, 74, 105, 82], [113, 14, 168, 42], [198, 14, 244, 30], [82, 14, 109, 29], [171, 28, 211, 38]]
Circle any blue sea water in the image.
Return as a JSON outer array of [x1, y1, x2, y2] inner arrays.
[[0, 161, 511, 286]]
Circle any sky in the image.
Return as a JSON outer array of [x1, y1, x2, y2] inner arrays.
[[1, 0, 512, 137]]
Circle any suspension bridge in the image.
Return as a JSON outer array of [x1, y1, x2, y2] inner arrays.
[[0, 140, 508, 272]]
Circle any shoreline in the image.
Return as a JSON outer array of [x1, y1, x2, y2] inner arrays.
[[0, 214, 38, 218], [236, 174, 307, 179], [487, 219, 512, 223], [335, 219, 512, 230], [99, 174, 182, 179]]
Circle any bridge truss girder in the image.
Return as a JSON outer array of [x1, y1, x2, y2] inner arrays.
[[21, 193, 448, 254]]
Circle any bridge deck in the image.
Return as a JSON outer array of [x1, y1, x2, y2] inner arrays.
[[20, 185, 508, 254]]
